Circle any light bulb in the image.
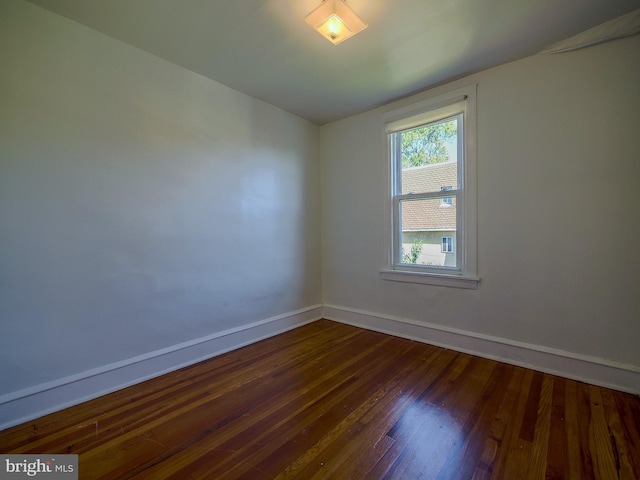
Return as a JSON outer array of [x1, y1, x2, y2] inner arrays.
[[327, 15, 341, 39]]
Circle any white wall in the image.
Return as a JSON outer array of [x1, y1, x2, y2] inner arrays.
[[0, 0, 321, 420], [321, 35, 640, 389]]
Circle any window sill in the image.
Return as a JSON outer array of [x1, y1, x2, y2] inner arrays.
[[380, 269, 479, 289]]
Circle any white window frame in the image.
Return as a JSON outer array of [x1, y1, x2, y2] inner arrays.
[[442, 236, 454, 253], [380, 85, 479, 289]]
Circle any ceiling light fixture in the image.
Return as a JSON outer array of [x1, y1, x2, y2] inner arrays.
[[305, 0, 368, 45]]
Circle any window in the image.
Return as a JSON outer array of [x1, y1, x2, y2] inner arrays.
[[380, 85, 478, 289], [441, 186, 453, 206], [442, 236, 454, 253]]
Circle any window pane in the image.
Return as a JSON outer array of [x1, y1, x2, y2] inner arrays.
[[400, 198, 457, 267], [441, 236, 454, 253], [401, 117, 458, 195]]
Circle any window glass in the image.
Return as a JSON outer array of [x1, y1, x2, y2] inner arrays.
[[400, 198, 457, 267], [400, 118, 458, 195]]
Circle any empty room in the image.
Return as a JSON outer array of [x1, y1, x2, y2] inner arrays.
[[1, 0, 639, 478]]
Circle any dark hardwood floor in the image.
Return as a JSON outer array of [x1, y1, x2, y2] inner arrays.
[[1, 319, 639, 479]]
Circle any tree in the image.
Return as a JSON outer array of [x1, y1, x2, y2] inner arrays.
[[402, 237, 424, 264], [401, 119, 457, 168]]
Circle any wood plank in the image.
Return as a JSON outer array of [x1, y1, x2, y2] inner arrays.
[[471, 365, 527, 479], [1, 319, 639, 480], [588, 385, 622, 480], [600, 387, 636, 479], [528, 374, 553, 479], [565, 379, 589, 480], [612, 390, 640, 478], [496, 367, 535, 479]]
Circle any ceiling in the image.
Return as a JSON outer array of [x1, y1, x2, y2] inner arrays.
[[25, 0, 639, 125]]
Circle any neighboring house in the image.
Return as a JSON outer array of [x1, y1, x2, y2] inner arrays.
[[401, 161, 457, 266]]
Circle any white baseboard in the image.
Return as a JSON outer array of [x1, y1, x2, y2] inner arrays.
[[323, 304, 640, 395], [0, 305, 323, 432]]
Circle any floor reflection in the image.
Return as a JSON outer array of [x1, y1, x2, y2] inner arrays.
[[383, 397, 465, 478]]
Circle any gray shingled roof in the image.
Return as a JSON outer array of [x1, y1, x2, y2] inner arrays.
[[401, 162, 457, 231]]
